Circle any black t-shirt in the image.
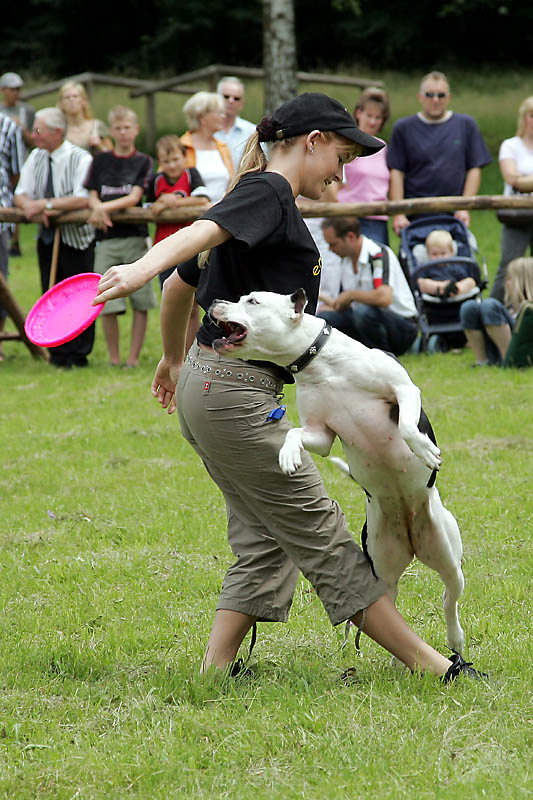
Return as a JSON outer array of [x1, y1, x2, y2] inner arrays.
[[177, 171, 322, 350], [84, 150, 153, 239]]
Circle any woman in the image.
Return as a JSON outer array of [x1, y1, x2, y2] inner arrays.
[[461, 256, 533, 366], [94, 93, 482, 683], [57, 81, 112, 154], [181, 91, 233, 204], [490, 96, 533, 302], [337, 87, 391, 245]]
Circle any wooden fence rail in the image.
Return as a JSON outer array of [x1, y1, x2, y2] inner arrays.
[[2, 194, 532, 226]]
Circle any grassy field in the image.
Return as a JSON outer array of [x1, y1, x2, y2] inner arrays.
[[1, 71, 532, 798]]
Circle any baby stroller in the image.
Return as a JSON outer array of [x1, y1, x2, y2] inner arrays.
[[399, 215, 488, 352]]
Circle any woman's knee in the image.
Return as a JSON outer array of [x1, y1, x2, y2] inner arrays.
[[479, 297, 508, 326], [460, 299, 481, 328]]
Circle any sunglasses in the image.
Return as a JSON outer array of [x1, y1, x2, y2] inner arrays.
[[424, 92, 448, 99], [223, 94, 242, 101]]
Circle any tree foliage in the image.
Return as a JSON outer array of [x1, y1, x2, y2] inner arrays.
[[1, 0, 532, 77]]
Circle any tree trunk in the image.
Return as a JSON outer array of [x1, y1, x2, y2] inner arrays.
[[262, 0, 298, 115]]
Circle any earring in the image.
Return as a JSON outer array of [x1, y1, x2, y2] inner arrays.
[[308, 145, 315, 154]]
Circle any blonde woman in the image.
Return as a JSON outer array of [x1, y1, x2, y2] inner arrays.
[[461, 256, 533, 365], [337, 86, 391, 245], [94, 93, 484, 683], [180, 91, 233, 203], [491, 96, 533, 302], [57, 81, 112, 154]]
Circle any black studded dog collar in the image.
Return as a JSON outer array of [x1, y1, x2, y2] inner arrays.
[[285, 322, 332, 374]]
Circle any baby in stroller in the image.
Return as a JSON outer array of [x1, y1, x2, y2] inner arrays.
[[401, 215, 486, 351], [416, 230, 478, 300]]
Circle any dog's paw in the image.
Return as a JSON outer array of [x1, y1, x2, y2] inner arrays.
[[407, 432, 442, 471], [278, 442, 303, 475]]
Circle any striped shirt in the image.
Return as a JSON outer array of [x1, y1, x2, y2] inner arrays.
[[15, 140, 94, 249], [0, 113, 24, 233]]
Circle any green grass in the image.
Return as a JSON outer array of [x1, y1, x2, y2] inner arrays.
[[3, 67, 533, 796], [1, 221, 532, 798]]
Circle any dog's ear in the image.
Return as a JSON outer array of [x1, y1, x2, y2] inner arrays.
[[289, 288, 307, 319]]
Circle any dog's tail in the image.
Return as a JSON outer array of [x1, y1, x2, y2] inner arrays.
[[328, 456, 352, 477]]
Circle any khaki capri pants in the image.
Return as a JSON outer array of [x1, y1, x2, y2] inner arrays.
[[177, 343, 386, 627]]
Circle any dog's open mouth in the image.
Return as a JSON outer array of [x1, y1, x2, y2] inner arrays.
[[212, 320, 248, 353]]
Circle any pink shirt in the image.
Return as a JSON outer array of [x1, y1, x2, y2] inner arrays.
[[337, 144, 390, 220]]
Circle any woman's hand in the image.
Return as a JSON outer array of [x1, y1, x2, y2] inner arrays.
[[151, 357, 183, 415], [93, 262, 149, 304]]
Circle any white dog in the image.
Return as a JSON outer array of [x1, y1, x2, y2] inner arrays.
[[209, 288, 465, 654]]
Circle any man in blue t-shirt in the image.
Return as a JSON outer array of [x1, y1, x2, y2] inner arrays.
[[387, 71, 491, 236]]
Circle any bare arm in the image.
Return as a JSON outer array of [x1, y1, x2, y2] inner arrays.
[[93, 218, 231, 304], [151, 271, 197, 415], [389, 168, 410, 234], [150, 193, 210, 217], [88, 186, 145, 230], [500, 157, 533, 193], [455, 167, 482, 227], [91, 185, 144, 213], [14, 191, 89, 221], [462, 166, 481, 197]]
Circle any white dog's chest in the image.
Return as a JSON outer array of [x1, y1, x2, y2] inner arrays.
[[300, 384, 406, 459], [299, 382, 429, 499]]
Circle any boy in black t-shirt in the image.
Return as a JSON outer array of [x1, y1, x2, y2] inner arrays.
[[86, 105, 156, 366]]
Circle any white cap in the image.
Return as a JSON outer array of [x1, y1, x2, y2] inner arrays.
[[0, 72, 24, 89]]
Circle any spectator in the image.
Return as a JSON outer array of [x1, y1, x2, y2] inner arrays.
[[490, 96, 533, 303], [416, 230, 477, 299], [337, 87, 391, 245], [147, 135, 209, 288], [14, 107, 95, 368], [215, 76, 257, 170], [318, 216, 418, 355], [57, 81, 113, 155], [85, 105, 155, 367], [461, 257, 533, 366], [0, 113, 24, 361], [147, 134, 210, 349], [181, 92, 233, 203], [0, 72, 35, 154], [0, 71, 36, 257], [387, 71, 491, 235]]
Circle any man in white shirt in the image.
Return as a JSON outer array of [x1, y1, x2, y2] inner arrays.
[[15, 107, 95, 367], [319, 216, 418, 355], [215, 76, 257, 171]]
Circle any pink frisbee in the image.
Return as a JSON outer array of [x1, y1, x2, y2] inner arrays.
[[24, 273, 104, 347]]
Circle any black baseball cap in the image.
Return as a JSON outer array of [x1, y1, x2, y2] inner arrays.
[[269, 92, 384, 156]]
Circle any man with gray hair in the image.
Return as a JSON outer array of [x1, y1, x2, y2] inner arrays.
[[387, 70, 491, 235], [14, 107, 95, 367], [215, 76, 257, 170]]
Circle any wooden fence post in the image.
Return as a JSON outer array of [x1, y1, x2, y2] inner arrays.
[[0, 272, 49, 361]]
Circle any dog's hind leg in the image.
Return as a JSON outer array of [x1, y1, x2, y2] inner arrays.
[[365, 503, 414, 601], [412, 492, 465, 654]]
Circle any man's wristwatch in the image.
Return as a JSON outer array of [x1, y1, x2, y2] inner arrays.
[[45, 199, 53, 210]]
